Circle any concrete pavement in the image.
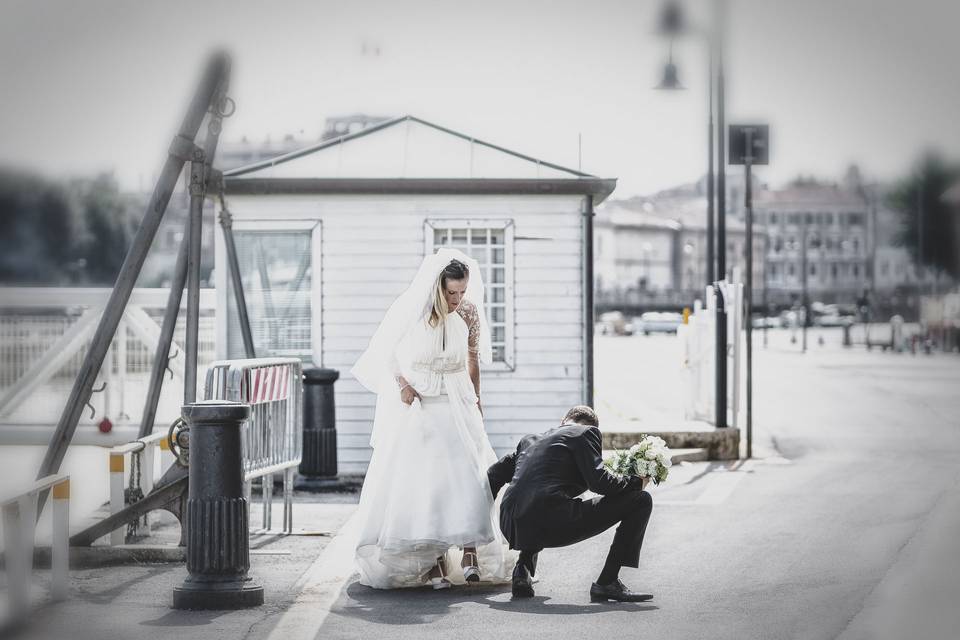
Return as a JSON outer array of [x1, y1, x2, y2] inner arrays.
[[5, 329, 959, 640]]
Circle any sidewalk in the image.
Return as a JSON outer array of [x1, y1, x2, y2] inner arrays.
[[5, 495, 358, 640]]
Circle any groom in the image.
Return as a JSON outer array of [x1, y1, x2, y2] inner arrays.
[[488, 405, 654, 602]]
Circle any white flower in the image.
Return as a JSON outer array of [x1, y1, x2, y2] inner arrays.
[[644, 449, 658, 461], [629, 444, 642, 455], [662, 456, 673, 468]]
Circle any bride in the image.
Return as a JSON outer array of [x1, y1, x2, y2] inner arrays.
[[350, 248, 515, 589]]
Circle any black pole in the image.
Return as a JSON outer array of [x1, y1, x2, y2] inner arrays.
[[219, 203, 256, 358], [801, 214, 808, 353], [185, 79, 228, 404], [584, 194, 596, 407], [744, 129, 754, 459], [714, 0, 728, 429], [185, 153, 205, 405], [763, 250, 769, 349], [37, 53, 230, 485], [138, 216, 191, 439], [706, 38, 716, 287]]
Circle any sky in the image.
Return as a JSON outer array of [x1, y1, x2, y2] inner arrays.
[[1, 0, 958, 198]]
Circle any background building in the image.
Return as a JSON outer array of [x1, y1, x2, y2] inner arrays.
[[754, 178, 871, 306], [595, 179, 767, 311]]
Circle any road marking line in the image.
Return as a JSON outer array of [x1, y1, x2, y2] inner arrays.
[[265, 521, 359, 640]]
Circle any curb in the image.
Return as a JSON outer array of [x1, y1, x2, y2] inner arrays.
[[32, 545, 185, 569]]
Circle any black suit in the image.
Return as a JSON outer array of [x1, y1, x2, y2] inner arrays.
[[488, 424, 653, 570]]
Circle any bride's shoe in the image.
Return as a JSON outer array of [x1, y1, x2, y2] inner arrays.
[[462, 551, 481, 584], [429, 557, 452, 590]]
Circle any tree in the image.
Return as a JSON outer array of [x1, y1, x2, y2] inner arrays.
[[0, 168, 84, 284], [0, 169, 136, 285], [71, 174, 137, 285], [887, 152, 960, 280]]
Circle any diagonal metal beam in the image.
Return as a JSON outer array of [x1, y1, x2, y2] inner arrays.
[[36, 53, 231, 497]]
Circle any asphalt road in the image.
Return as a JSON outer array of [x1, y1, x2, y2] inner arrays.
[[313, 331, 960, 640]]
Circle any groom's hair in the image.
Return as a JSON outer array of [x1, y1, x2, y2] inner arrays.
[[562, 405, 599, 427]]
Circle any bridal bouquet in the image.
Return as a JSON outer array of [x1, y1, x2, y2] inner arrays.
[[604, 435, 673, 486]]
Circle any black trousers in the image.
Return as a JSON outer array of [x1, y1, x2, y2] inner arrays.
[[522, 488, 653, 569]]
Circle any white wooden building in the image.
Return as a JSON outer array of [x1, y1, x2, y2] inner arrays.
[[217, 116, 616, 472]]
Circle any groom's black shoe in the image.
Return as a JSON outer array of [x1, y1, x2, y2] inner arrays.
[[511, 562, 535, 598], [589, 579, 653, 603], [519, 550, 539, 578]]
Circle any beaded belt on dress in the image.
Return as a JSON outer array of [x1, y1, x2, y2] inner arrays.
[[410, 357, 465, 375]]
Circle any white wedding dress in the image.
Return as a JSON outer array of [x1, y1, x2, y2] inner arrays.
[[350, 252, 516, 589]]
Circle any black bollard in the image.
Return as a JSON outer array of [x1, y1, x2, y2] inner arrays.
[[173, 401, 263, 610], [299, 368, 340, 478]]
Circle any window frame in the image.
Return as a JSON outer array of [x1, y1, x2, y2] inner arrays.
[[424, 218, 516, 372], [215, 219, 323, 366]]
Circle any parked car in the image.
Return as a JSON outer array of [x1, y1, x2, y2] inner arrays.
[[597, 311, 630, 336], [814, 304, 855, 327], [751, 316, 780, 329], [779, 308, 806, 327], [632, 311, 683, 335]]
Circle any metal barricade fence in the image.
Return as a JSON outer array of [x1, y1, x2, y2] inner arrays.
[[203, 358, 303, 533]]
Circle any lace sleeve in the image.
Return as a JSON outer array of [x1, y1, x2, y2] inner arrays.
[[457, 301, 481, 355]]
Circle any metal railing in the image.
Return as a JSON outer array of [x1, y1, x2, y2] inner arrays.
[[1, 474, 71, 619], [204, 358, 303, 533], [0, 287, 216, 442]]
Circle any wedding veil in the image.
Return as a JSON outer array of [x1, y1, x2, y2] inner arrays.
[[351, 248, 492, 445]]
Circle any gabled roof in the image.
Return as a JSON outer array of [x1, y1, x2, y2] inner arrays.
[[224, 115, 592, 180], [223, 115, 616, 201]]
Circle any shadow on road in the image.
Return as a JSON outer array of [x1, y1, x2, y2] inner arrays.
[[486, 595, 658, 615], [140, 609, 232, 628], [331, 580, 657, 625]]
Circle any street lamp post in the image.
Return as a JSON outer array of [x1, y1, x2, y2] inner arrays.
[[656, 0, 728, 428], [730, 124, 770, 460]]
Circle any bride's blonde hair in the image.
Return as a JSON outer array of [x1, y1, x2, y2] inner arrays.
[[429, 259, 469, 327]]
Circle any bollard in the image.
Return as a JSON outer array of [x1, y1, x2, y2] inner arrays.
[[173, 401, 263, 610], [842, 323, 852, 347], [890, 315, 904, 353], [299, 368, 340, 478]]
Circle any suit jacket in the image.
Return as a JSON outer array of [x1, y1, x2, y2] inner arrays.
[[487, 424, 636, 550]]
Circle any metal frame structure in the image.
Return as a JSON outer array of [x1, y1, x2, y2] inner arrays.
[[40, 53, 258, 542]]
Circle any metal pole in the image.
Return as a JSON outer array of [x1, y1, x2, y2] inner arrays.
[[744, 129, 754, 459], [184, 72, 229, 405], [584, 194, 596, 407], [801, 214, 808, 353], [706, 36, 716, 287], [185, 153, 205, 404], [714, 0, 728, 429], [763, 253, 769, 348], [37, 53, 230, 487], [219, 203, 256, 358], [138, 216, 191, 438]]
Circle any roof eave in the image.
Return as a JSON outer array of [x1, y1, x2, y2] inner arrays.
[[223, 177, 618, 202]]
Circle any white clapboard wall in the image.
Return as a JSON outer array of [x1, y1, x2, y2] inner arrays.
[[216, 193, 585, 473]]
